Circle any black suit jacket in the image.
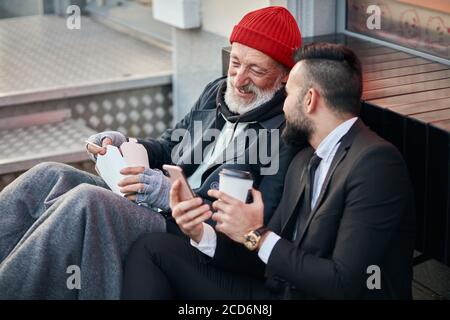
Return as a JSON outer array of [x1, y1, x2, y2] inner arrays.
[[210, 119, 416, 299]]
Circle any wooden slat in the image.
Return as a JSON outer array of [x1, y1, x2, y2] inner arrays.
[[363, 70, 450, 90], [411, 108, 450, 123], [433, 119, 450, 131], [363, 57, 430, 72], [389, 98, 450, 115], [363, 63, 449, 81], [363, 78, 450, 100], [369, 88, 450, 108], [359, 52, 414, 64]]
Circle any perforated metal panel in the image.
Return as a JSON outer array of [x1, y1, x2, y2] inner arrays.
[[70, 86, 173, 137]]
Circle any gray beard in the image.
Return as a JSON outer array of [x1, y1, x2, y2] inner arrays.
[[224, 76, 282, 115]]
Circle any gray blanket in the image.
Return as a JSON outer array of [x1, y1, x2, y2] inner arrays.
[[0, 162, 166, 299]]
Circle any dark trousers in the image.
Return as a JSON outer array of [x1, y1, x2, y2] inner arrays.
[[121, 219, 274, 299]]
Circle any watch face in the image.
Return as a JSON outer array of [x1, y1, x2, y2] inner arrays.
[[244, 233, 259, 250]]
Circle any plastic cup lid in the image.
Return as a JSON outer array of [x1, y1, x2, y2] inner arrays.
[[219, 168, 252, 180]]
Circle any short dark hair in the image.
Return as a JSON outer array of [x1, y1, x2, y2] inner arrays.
[[293, 42, 363, 116]]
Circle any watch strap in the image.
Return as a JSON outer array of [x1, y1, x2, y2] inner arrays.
[[254, 226, 269, 237]]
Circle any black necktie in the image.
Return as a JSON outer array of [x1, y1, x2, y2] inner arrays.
[[293, 153, 322, 242]]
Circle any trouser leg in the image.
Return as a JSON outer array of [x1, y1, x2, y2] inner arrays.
[[122, 232, 272, 300]]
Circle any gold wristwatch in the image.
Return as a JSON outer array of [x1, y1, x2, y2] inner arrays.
[[244, 226, 269, 251]]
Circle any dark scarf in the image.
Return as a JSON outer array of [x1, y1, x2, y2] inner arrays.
[[215, 79, 286, 126]]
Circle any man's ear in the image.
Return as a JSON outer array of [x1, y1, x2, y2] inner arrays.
[[305, 88, 319, 114], [281, 73, 289, 84]]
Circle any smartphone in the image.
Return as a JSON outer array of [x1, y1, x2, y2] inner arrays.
[[162, 165, 195, 201]]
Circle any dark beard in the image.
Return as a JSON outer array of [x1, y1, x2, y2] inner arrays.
[[282, 117, 313, 148]]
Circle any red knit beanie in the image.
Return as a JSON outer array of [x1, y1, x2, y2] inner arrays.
[[230, 6, 302, 69]]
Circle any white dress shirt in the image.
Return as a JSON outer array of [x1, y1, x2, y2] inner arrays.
[[188, 118, 249, 189], [192, 117, 358, 263]]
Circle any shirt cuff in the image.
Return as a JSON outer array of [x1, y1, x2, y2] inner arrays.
[[190, 223, 217, 257], [258, 232, 281, 264]]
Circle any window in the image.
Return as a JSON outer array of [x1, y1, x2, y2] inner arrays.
[[346, 0, 450, 60]]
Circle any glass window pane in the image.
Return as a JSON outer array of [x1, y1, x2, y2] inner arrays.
[[347, 0, 450, 59]]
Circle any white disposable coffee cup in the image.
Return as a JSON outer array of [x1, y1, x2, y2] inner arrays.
[[219, 169, 253, 203]]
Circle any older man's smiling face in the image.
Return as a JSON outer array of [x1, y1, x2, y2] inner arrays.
[[225, 42, 287, 114]]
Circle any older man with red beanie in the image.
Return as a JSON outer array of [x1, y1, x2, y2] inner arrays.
[[0, 7, 302, 299], [120, 7, 305, 299]]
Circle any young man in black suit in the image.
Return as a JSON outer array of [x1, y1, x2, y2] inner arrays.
[[121, 43, 416, 300]]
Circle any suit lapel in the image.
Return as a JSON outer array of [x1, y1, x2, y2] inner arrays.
[[279, 149, 313, 234], [313, 145, 348, 213]]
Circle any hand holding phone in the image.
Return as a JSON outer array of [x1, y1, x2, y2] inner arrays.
[[168, 177, 212, 243], [162, 165, 195, 201]]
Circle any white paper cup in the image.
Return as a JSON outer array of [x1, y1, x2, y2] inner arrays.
[[219, 169, 253, 203]]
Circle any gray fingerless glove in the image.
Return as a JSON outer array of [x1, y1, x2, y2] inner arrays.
[[86, 131, 127, 162], [136, 168, 171, 211]]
